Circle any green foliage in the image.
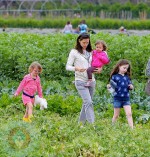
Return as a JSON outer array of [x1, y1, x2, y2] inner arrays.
[[0, 27, 150, 156], [136, 2, 149, 11], [110, 3, 122, 12], [0, 78, 150, 123], [136, 113, 150, 124], [46, 94, 81, 115], [0, 112, 150, 156], [0, 33, 150, 82], [120, 2, 133, 11], [0, 32, 150, 119], [1, 17, 150, 29]]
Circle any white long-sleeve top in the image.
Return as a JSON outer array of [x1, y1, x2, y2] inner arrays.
[[63, 24, 73, 33], [66, 49, 95, 82]]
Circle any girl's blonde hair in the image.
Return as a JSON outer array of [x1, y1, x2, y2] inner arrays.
[[109, 59, 132, 80], [95, 40, 107, 51], [28, 61, 42, 73]]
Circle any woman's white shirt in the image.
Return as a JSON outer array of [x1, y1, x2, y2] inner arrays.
[[66, 49, 95, 82]]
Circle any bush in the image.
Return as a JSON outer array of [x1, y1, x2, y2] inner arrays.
[[1, 17, 150, 29], [0, 33, 149, 82]]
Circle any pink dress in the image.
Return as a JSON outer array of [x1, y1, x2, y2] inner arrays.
[[91, 50, 110, 67], [15, 74, 43, 105]]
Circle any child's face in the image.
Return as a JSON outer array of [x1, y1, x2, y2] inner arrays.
[[31, 67, 40, 77], [119, 64, 129, 75], [96, 43, 103, 52]]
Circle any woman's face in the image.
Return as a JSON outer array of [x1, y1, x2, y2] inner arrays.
[[79, 38, 89, 50]]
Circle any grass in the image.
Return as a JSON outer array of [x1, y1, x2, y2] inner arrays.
[[0, 107, 150, 157]]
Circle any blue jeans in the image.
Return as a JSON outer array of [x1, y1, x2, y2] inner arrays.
[[75, 80, 96, 124], [113, 99, 130, 108]]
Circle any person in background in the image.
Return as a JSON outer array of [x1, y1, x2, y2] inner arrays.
[[85, 40, 110, 87], [145, 58, 150, 96], [78, 20, 88, 34], [62, 21, 73, 34], [14, 61, 43, 123], [107, 59, 134, 129], [66, 33, 102, 127], [119, 26, 129, 36]]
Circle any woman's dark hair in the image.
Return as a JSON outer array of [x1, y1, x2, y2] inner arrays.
[[75, 33, 92, 54], [109, 59, 132, 80]]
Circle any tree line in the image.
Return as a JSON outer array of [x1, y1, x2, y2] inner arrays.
[[0, 0, 150, 19]]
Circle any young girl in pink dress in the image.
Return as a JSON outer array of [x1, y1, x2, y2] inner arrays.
[[14, 61, 43, 122], [85, 40, 110, 86]]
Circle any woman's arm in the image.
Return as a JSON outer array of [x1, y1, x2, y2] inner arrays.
[[66, 50, 76, 71]]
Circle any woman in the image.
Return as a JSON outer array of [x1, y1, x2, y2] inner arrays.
[[66, 33, 102, 126], [62, 21, 73, 34]]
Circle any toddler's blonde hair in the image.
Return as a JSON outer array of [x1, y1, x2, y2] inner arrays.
[[28, 61, 42, 73]]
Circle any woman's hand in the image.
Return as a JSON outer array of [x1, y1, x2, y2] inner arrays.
[[75, 67, 86, 72], [93, 67, 103, 74]]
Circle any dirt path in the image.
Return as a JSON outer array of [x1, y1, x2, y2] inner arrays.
[[1, 28, 150, 36]]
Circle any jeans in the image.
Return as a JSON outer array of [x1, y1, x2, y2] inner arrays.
[[75, 80, 96, 124], [113, 99, 130, 108]]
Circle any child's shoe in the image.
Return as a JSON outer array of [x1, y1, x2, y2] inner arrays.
[[23, 117, 32, 123], [85, 81, 92, 87], [23, 117, 29, 122]]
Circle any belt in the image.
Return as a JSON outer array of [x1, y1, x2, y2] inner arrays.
[[23, 92, 34, 98]]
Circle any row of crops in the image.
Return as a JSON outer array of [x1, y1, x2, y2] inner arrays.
[[0, 32, 150, 156]]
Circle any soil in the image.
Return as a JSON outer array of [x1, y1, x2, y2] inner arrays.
[[1, 28, 150, 36]]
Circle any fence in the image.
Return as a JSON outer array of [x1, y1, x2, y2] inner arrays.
[[0, 0, 149, 19], [0, 10, 149, 19]]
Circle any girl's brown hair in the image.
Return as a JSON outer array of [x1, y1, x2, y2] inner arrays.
[[109, 59, 132, 80], [95, 40, 107, 51], [75, 33, 92, 54], [28, 61, 42, 73]]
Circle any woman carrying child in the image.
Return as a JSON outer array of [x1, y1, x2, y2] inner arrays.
[[66, 33, 102, 127]]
